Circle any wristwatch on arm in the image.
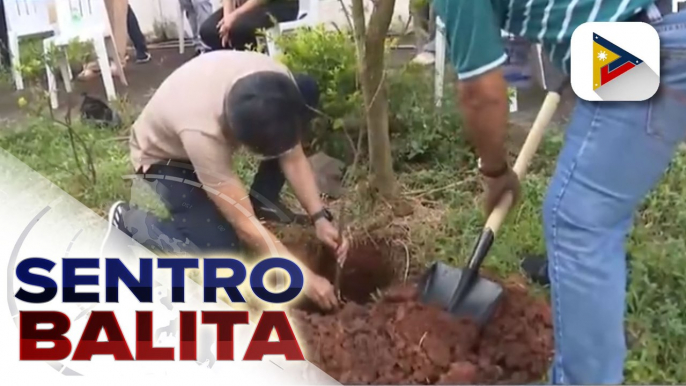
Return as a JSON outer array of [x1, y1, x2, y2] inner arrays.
[[477, 157, 510, 178], [310, 208, 333, 224]]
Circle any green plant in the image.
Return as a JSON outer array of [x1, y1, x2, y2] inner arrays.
[[7, 38, 101, 191], [274, 26, 362, 160], [275, 25, 360, 120], [13, 37, 93, 85], [0, 117, 129, 212], [410, 0, 430, 12], [386, 63, 473, 166]]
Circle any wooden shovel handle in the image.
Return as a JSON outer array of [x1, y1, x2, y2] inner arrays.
[[484, 91, 562, 235]]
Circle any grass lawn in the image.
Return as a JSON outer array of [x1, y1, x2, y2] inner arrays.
[[2, 31, 685, 379], [2, 106, 686, 383]]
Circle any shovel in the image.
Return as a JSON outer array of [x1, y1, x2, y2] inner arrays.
[[419, 45, 568, 325]]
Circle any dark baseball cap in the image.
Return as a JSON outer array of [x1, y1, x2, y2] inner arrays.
[[223, 71, 308, 158]]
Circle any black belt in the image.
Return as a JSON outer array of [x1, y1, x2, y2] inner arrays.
[[136, 160, 195, 175]]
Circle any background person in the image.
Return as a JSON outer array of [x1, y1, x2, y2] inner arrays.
[[179, 0, 213, 56], [200, 0, 299, 52], [127, 4, 151, 63]]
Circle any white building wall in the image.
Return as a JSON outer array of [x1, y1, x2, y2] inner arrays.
[[127, 0, 412, 40]]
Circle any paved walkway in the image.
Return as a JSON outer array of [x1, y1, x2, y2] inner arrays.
[[0, 46, 194, 128]]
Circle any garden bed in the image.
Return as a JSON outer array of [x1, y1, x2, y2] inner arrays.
[[282, 233, 553, 384]]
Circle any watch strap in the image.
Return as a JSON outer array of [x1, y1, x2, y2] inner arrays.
[[480, 163, 510, 178], [478, 158, 510, 178], [311, 208, 333, 224]]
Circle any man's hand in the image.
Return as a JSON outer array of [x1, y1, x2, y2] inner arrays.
[[315, 219, 350, 265], [303, 271, 338, 311], [217, 11, 236, 47], [482, 167, 521, 216]]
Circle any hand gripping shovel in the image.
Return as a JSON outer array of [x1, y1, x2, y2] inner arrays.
[[419, 53, 567, 325]]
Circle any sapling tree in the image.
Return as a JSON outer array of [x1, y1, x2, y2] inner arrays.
[[350, 0, 397, 199]]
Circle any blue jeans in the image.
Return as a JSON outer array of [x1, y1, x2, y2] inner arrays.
[[126, 5, 148, 60], [544, 9, 686, 384]]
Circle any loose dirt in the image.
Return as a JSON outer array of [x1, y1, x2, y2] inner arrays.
[[283, 235, 553, 384]]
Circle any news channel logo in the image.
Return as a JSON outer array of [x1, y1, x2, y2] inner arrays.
[[570, 21, 660, 101]]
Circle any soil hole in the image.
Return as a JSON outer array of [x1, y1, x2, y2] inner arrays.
[[318, 239, 396, 304], [283, 236, 398, 306]]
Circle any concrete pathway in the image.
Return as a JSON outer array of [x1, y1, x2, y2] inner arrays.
[[0, 46, 194, 128]]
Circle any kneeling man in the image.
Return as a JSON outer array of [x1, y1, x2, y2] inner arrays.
[[102, 50, 348, 310]]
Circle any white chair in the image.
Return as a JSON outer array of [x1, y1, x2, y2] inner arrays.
[[3, 0, 55, 91], [177, 1, 185, 54], [434, 16, 446, 108], [265, 0, 320, 57], [177, 0, 221, 54], [434, 17, 518, 112], [44, 0, 127, 110]]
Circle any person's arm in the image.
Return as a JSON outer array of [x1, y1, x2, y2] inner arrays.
[[279, 144, 350, 263], [208, 176, 339, 309], [228, 0, 265, 18], [278, 144, 324, 217], [181, 133, 291, 256], [218, 0, 264, 46], [222, 0, 236, 13], [181, 132, 338, 308], [436, 0, 509, 172], [210, 173, 287, 255], [459, 69, 509, 173]]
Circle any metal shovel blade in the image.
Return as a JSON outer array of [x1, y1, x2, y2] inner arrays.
[[419, 261, 504, 326]]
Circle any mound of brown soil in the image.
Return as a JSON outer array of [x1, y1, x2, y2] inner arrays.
[[291, 282, 552, 385], [282, 233, 553, 384]]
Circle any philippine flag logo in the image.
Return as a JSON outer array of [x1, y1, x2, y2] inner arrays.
[[571, 22, 660, 101], [592, 33, 643, 90]]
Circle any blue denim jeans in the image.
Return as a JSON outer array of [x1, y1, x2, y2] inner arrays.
[[544, 9, 686, 384]]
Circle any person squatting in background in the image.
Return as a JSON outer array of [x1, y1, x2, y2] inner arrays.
[[200, 0, 299, 52]]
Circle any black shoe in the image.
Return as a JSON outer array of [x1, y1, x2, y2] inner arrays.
[[250, 198, 309, 225], [521, 253, 634, 288], [100, 201, 132, 257], [135, 52, 151, 64], [520, 254, 550, 287]]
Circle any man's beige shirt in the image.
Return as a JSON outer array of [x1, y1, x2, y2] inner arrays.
[[130, 50, 292, 186]]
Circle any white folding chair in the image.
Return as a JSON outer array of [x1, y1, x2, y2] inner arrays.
[[44, 0, 127, 110], [434, 17, 519, 112], [177, 0, 185, 54], [2, 0, 55, 91], [177, 0, 221, 54], [265, 0, 320, 57], [434, 16, 446, 108]]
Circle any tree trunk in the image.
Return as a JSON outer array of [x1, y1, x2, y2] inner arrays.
[[351, 0, 397, 199]]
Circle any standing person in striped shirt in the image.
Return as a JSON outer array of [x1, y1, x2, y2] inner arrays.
[[434, 0, 686, 383]]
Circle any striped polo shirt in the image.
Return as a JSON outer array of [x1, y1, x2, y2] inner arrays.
[[434, 0, 655, 80]]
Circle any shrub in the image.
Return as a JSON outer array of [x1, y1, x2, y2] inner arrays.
[[274, 25, 471, 167], [273, 26, 362, 161], [275, 25, 360, 120], [387, 64, 473, 167]]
